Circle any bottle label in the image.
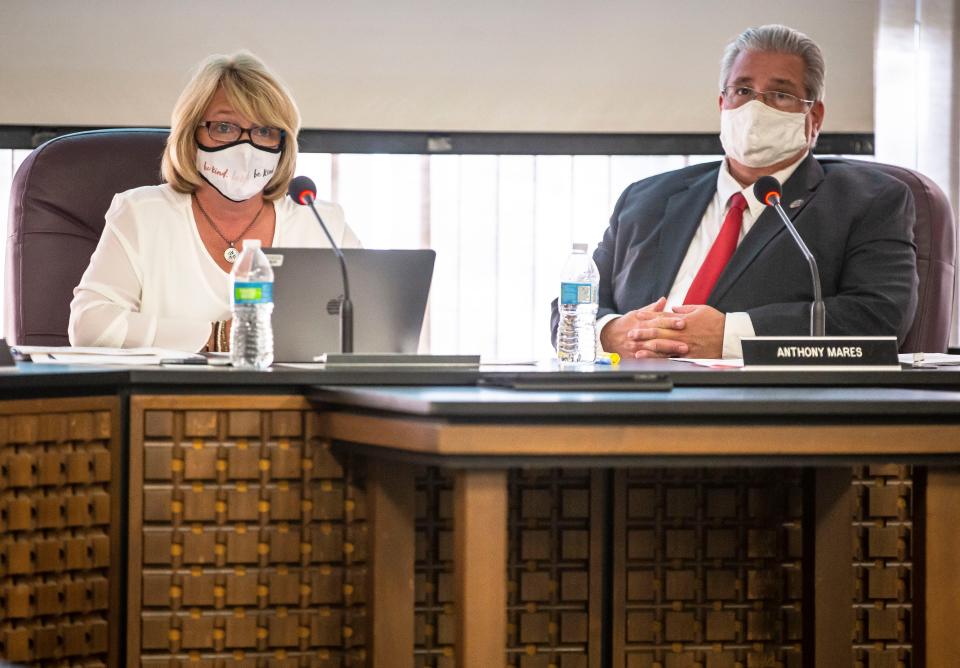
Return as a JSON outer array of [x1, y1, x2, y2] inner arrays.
[[234, 281, 273, 304], [560, 282, 595, 305]]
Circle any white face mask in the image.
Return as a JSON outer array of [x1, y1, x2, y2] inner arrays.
[[719, 100, 810, 168], [196, 142, 281, 202]]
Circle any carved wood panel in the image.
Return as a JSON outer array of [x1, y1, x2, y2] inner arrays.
[[414, 467, 455, 668], [413, 468, 605, 668], [0, 397, 120, 667], [613, 468, 804, 668], [0, 392, 922, 668], [130, 397, 366, 668], [852, 465, 916, 668], [505, 469, 603, 668]]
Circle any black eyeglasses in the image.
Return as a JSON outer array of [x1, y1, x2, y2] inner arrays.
[[721, 85, 814, 113], [198, 121, 285, 149]]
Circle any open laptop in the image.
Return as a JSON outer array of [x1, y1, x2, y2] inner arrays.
[[265, 248, 436, 362]]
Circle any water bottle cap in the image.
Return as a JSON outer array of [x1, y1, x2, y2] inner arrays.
[[242, 239, 262, 249], [572, 243, 589, 252]]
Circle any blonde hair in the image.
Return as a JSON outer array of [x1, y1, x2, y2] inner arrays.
[[161, 51, 301, 200]]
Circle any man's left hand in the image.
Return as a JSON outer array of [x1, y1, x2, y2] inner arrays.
[[631, 304, 726, 359]]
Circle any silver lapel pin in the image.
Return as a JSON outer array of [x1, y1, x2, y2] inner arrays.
[[788, 199, 804, 209]]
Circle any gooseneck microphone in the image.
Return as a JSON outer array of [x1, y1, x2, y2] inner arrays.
[[753, 175, 826, 337], [287, 176, 354, 353]]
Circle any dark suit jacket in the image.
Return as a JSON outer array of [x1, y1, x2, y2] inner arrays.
[[551, 155, 918, 346]]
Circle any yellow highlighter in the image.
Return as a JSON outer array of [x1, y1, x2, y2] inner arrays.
[[596, 352, 620, 366]]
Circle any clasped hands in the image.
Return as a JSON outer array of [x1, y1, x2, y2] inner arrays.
[[598, 297, 725, 359]]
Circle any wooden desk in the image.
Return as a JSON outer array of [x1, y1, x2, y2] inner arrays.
[[316, 384, 960, 668], [0, 363, 958, 667]]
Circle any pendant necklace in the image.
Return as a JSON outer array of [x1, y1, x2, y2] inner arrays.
[[193, 194, 266, 263]]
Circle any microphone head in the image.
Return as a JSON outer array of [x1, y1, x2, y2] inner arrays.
[[753, 175, 782, 207], [288, 176, 317, 205]]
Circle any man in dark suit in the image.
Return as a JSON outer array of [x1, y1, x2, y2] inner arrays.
[[554, 24, 917, 359]]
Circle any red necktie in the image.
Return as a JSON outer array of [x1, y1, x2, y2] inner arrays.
[[684, 192, 748, 304]]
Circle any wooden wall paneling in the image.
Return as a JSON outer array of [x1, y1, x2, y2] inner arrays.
[[812, 468, 854, 667], [128, 395, 367, 667], [108, 397, 124, 668], [415, 467, 456, 668], [116, 400, 927, 668], [127, 395, 146, 666], [454, 469, 507, 668], [0, 396, 120, 667], [588, 470, 607, 668], [922, 467, 960, 666], [612, 467, 804, 668], [611, 471, 627, 666], [323, 413, 960, 458], [505, 469, 603, 668], [367, 458, 415, 668], [850, 465, 916, 667]]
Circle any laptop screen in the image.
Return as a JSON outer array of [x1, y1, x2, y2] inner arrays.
[[264, 248, 436, 362]]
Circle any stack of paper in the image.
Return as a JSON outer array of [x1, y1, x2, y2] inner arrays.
[[13, 346, 202, 366], [674, 358, 745, 369], [898, 353, 960, 366]]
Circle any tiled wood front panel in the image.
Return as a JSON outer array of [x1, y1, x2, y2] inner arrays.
[[613, 468, 804, 668], [130, 398, 367, 668], [414, 467, 455, 667], [0, 392, 920, 668], [0, 398, 120, 667], [852, 465, 917, 667], [506, 469, 602, 668], [413, 468, 605, 668]]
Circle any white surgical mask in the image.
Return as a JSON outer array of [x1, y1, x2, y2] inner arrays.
[[196, 142, 281, 202], [719, 100, 809, 168]]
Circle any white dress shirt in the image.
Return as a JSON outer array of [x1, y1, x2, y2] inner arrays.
[[69, 184, 360, 351], [597, 154, 807, 358]]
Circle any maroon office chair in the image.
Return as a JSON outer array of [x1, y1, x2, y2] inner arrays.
[[5, 128, 169, 345], [837, 160, 957, 353]]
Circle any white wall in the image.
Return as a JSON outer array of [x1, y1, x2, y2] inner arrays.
[[875, 0, 960, 344], [0, 0, 876, 133]]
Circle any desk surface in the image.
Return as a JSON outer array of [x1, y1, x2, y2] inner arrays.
[[4, 358, 960, 398], [3, 357, 958, 668], [312, 384, 960, 418]]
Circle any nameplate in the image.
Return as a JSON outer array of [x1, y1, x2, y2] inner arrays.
[[741, 336, 900, 370]]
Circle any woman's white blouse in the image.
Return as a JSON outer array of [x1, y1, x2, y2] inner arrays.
[[69, 184, 360, 351]]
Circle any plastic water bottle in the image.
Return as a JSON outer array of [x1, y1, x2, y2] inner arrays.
[[557, 243, 600, 368], [230, 239, 274, 369]]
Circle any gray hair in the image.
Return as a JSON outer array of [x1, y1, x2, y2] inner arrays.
[[719, 24, 826, 101]]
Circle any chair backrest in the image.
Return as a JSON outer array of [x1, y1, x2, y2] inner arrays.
[[5, 128, 169, 345], [834, 160, 957, 353]]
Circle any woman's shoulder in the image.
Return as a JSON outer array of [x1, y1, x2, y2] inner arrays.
[[111, 183, 189, 211], [275, 194, 345, 223], [105, 184, 193, 244]]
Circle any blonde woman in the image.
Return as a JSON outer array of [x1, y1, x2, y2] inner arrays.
[[69, 51, 359, 351]]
